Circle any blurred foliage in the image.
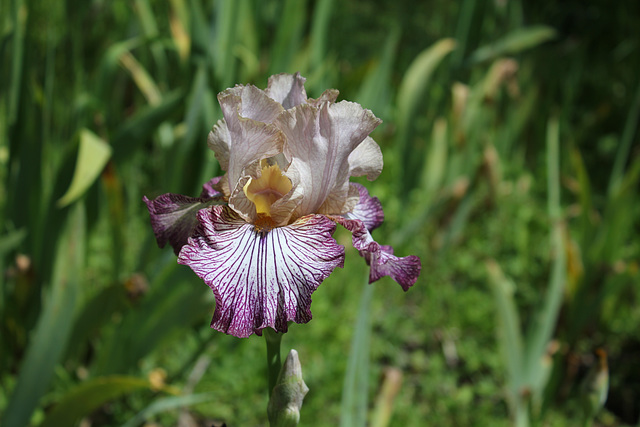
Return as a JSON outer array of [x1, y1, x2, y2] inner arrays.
[[1, 0, 639, 425]]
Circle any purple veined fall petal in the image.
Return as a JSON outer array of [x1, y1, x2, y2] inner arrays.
[[143, 192, 223, 255], [346, 183, 385, 232], [329, 215, 421, 291], [177, 205, 345, 338], [266, 72, 308, 110], [277, 101, 382, 219]]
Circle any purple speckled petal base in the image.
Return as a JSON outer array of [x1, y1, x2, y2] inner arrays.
[[178, 206, 345, 338], [331, 215, 421, 291]]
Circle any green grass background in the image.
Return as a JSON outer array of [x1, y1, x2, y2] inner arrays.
[[1, 0, 639, 426]]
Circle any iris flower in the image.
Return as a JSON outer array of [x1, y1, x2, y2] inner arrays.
[[144, 73, 421, 338]]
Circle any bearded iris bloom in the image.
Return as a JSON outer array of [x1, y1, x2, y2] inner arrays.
[[144, 73, 421, 338]]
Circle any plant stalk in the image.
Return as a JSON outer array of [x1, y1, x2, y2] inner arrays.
[[264, 328, 283, 397]]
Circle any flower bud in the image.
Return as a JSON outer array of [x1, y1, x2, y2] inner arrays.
[[267, 349, 309, 427]]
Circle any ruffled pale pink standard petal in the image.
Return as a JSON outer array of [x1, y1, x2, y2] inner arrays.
[[178, 206, 345, 338], [277, 101, 382, 219], [348, 136, 383, 181], [266, 72, 308, 110], [211, 85, 285, 193]]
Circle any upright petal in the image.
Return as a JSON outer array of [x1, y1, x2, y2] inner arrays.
[[216, 85, 286, 194], [207, 119, 231, 172], [219, 84, 284, 124], [330, 215, 421, 290], [277, 101, 382, 219], [178, 206, 345, 338], [307, 89, 339, 106], [348, 136, 383, 181], [143, 192, 222, 255], [266, 72, 308, 110]]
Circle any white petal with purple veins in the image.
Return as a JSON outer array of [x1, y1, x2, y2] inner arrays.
[[178, 206, 345, 338]]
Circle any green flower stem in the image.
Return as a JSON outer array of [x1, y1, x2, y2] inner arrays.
[[264, 328, 283, 397]]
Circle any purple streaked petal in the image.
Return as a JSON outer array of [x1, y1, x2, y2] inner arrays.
[[266, 72, 308, 110], [346, 183, 384, 232], [143, 193, 222, 255], [178, 206, 345, 338], [330, 215, 421, 290]]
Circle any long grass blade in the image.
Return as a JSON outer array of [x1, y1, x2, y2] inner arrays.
[[122, 393, 216, 427], [524, 117, 566, 386], [57, 129, 112, 208], [2, 203, 86, 427], [356, 25, 401, 118], [486, 260, 525, 400], [39, 376, 155, 427], [468, 26, 556, 64], [396, 38, 456, 192], [269, 0, 307, 74], [341, 278, 373, 427], [607, 77, 640, 195]]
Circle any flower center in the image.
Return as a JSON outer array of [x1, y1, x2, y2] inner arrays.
[[243, 161, 292, 217]]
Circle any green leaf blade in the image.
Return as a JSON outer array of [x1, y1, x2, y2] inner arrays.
[[57, 129, 112, 208]]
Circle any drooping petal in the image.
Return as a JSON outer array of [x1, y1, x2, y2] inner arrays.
[[347, 183, 384, 232], [330, 215, 421, 290], [277, 101, 382, 220], [348, 136, 383, 181], [178, 206, 345, 338], [143, 192, 222, 255], [266, 72, 308, 110]]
